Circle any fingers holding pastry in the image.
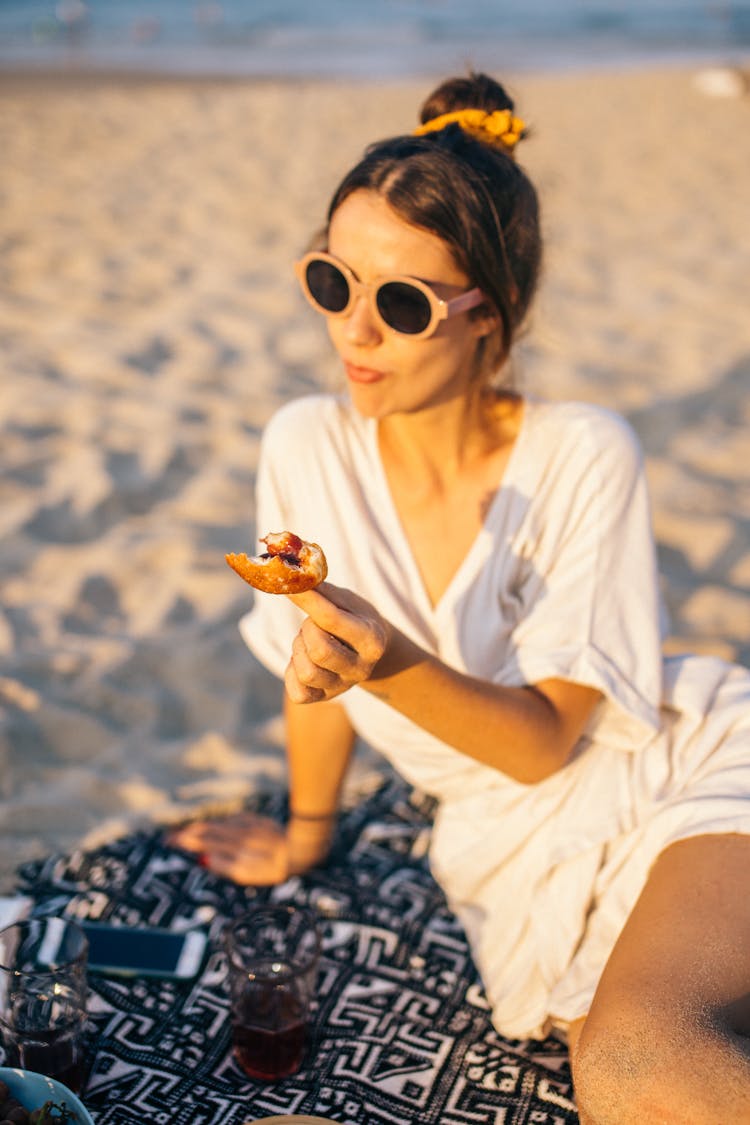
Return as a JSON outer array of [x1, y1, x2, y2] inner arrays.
[[298, 613, 361, 673], [226, 531, 327, 595], [284, 583, 391, 704], [289, 628, 346, 693], [290, 584, 390, 664], [225, 533, 391, 704]]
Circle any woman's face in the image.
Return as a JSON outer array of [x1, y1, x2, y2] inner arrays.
[[325, 189, 495, 419]]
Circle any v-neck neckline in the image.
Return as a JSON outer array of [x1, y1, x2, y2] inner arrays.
[[366, 399, 531, 618]]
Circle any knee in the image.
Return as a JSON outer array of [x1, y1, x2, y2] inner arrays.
[[572, 1016, 663, 1125], [573, 994, 703, 1124], [571, 1006, 750, 1125], [572, 1017, 695, 1125]]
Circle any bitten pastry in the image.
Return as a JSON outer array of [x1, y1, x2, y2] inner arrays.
[[226, 531, 328, 594]]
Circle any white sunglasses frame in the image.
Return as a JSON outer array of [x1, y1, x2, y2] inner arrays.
[[294, 251, 486, 340]]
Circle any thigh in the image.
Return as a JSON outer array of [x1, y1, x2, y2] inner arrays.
[[573, 833, 750, 1121], [586, 832, 750, 1026]]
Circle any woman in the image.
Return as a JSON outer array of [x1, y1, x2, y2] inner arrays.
[[171, 73, 750, 1122]]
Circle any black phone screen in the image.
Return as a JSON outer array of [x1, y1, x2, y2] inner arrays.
[[82, 923, 186, 972]]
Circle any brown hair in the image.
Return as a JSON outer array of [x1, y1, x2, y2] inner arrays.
[[325, 72, 542, 384]]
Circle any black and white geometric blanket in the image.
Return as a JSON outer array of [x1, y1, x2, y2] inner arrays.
[[10, 777, 578, 1124]]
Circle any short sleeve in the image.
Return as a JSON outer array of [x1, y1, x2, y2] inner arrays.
[[501, 407, 665, 749]]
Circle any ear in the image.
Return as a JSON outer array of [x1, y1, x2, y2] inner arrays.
[[470, 302, 502, 339]]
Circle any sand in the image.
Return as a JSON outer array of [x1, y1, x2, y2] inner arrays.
[[1, 64, 749, 891]]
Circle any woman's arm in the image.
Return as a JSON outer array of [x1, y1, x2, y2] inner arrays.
[[166, 693, 355, 882], [366, 643, 600, 783], [284, 693, 356, 873], [286, 584, 602, 784]]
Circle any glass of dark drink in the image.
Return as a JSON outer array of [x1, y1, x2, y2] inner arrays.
[[224, 905, 320, 1082], [0, 917, 88, 1092]]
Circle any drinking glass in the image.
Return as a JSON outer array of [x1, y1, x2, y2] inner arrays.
[[224, 905, 320, 1081], [0, 918, 88, 1092]]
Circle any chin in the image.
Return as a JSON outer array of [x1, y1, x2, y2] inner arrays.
[[346, 385, 391, 419], [349, 397, 390, 421]]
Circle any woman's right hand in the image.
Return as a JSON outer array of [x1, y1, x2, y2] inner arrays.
[[285, 583, 391, 705], [166, 811, 335, 885]]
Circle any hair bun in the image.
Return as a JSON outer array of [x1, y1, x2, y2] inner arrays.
[[416, 72, 526, 154], [419, 72, 515, 125]]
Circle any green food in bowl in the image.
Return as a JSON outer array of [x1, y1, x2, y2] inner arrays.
[[0, 1067, 95, 1124]]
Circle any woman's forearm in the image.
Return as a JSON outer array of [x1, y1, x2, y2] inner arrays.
[[284, 693, 355, 871], [285, 693, 355, 814], [365, 627, 601, 783], [285, 586, 602, 784]]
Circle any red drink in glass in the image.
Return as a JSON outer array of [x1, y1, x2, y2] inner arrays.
[[224, 907, 320, 1083], [232, 980, 308, 1081], [0, 918, 89, 1096], [11, 1026, 86, 1092]]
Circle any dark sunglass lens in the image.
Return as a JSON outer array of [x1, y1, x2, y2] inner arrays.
[[306, 259, 350, 313], [377, 281, 432, 334]]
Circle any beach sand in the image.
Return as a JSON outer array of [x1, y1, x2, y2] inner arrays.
[[1, 65, 749, 891]]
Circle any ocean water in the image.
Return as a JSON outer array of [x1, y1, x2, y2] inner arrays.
[[0, 0, 749, 78]]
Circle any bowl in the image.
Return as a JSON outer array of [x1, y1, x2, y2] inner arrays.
[[249, 1118, 341, 1123], [0, 1066, 95, 1124]]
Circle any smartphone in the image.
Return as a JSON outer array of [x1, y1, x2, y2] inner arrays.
[[79, 921, 208, 980]]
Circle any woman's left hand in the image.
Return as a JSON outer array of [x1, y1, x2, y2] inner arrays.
[[167, 812, 290, 884], [284, 582, 390, 704]]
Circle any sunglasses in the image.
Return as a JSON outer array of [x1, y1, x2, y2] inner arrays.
[[294, 251, 486, 339]]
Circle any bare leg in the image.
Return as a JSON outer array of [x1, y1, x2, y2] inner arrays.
[[566, 1014, 587, 1062], [571, 833, 750, 1125]]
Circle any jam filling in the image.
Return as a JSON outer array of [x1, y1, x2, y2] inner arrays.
[[259, 551, 301, 567]]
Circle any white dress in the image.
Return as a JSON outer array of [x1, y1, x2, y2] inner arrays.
[[240, 393, 750, 1040]]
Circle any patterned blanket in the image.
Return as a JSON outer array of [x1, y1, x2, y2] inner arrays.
[[11, 777, 578, 1124]]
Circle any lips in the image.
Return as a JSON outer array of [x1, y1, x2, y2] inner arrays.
[[344, 361, 386, 385]]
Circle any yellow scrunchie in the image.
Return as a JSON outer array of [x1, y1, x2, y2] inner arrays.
[[414, 108, 526, 152]]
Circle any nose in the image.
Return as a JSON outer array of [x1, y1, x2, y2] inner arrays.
[[344, 293, 382, 347]]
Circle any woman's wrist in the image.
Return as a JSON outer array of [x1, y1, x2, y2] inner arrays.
[[287, 808, 337, 843], [288, 808, 337, 823], [286, 811, 336, 873], [368, 625, 427, 686]]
